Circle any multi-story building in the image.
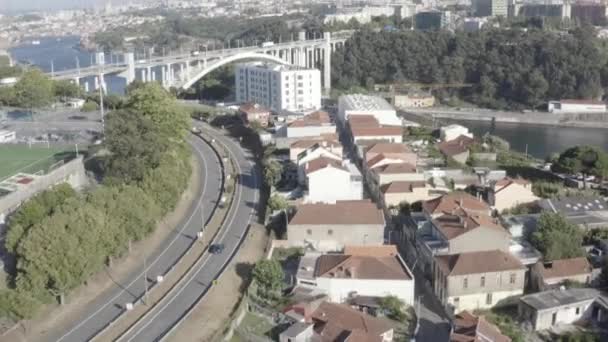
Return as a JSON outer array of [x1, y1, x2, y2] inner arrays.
[[235, 62, 321, 113], [338, 94, 402, 126], [434, 249, 526, 313], [473, 0, 508, 17]]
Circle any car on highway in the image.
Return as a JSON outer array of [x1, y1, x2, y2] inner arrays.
[[209, 244, 225, 254]]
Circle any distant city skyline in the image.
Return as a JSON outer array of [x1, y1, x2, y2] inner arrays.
[[0, 0, 108, 13]]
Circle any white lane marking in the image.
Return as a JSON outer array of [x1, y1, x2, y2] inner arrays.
[[124, 131, 247, 341], [56, 138, 217, 342]]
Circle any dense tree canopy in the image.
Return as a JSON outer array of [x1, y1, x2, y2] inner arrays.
[[332, 26, 606, 109], [552, 145, 608, 180], [12, 69, 55, 109], [531, 212, 584, 260], [252, 259, 284, 301]]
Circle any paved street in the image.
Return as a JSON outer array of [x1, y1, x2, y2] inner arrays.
[[115, 125, 260, 341], [48, 135, 223, 342]]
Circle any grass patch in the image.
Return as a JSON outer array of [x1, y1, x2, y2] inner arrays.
[[475, 306, 524, 342], [0, 145, 73, 181], [238, 312, 274, 337], [271, 247, 303, 261]]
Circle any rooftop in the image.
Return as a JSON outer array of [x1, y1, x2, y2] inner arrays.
[[432, 212, 507, 240], [290, 136, 341, 149], [437, 135, 475, 157], [290, 200, 384, 226], [558, 99, 606, 105], [315, 253, 412, 280], [312, 302, 393, 342], [381, 181, 427, 194], [374, 162, 417, 175], [423, 192, 490, 216], [539, 196, 608, 215], [537, 257, 592, 281], [351, 126, 402, 137], [305, 157, 347, 175], [366, 143, 412, 157], [343, 245, 399, 257], [239, 102, 270, 114], [289, 110, 333, 128], [451, 310, 511, 342], [340, 94, 395, 112], [520, 288, 601, 311], [435, 250, 525, 276]]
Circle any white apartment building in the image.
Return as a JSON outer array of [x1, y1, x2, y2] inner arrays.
[[235, 62, 321, 113]]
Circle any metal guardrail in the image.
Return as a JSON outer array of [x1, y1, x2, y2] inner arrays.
[[87, 133, 226, 342]]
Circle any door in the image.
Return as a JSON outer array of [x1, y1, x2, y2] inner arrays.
[[552, 312, 557, 326]]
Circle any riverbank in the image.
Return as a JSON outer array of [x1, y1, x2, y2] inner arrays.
[[402, 107, 608, 129]]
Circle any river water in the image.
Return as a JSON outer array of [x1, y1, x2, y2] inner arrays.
[[447, 119, 608, 159], [10, 37, 608, 158], [9, 36, 126, 93]]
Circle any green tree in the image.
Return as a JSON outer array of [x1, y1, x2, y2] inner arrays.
[[267, 194, 288, 212], [379, 295, 409, 321], [104, 109, 169, 184], [81, 100, 99, 112], [53, 80, 82, 100], [531, 211, 584, 260], [13, 69, 54, 110], [126, 83, 190, 141], [263, 159, 282, 188], [553, 145, 608, 185], [252, 259, 284, 301]]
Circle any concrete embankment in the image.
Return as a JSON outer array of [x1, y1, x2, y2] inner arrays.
[[401, 108, 608, 129]]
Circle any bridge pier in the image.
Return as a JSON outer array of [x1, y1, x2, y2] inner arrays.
[[323, 32, 332, 91], [180, 63, 185, 81], [123, 52, 136, 84], [84, 81, 89, 93]]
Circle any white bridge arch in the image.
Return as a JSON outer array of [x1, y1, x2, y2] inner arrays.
[[181, 52, 289, 89]]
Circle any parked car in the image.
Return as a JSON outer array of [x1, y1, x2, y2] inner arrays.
[[209, 244, 225, 254]]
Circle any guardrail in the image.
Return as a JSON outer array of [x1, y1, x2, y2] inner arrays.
[[156, 130, 259, 341], [87, 133, 226, 341]]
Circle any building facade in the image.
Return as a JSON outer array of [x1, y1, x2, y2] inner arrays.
[[235, 62, 321, 113]]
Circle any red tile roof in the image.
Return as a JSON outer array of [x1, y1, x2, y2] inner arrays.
[[537, 257, 592, 281], [432, 213, 507, 240], [437, 135, 474, 157], [366, 142, 412, 156], [311, 302, 392, 342], [343, 245, 399, 257], [435, 250, 525, 276], [290, 200, 384, 225], [315, 254, 412, 280], [352, 126, 402, 137], [373, 162, 417, 174], [305, 157, 347, 175], [422, 192, 490, 216], [451, 310, 511, 342], [289, 111, 332, 127], [381, 181, 427, 194]]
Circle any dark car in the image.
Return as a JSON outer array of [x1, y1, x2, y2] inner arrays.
[[209, 243, 225, 254]]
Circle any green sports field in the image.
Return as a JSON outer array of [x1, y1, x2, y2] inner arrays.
[[0, 145, 70, 181]]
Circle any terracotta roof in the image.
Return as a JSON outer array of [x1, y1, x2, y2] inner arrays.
[[560, 99, 605, 105], [495, 177, 531, 191], [435, 250, 525, 276], [315, 253, 412, 280], [366, 153, 409, 169], [289, 111, 332, 127], [366, 142, 412, 156], [381, 181, 427, 194], [290, 200, 384, 225], [344, 245, 399, 257], [348, 114, 380, 128], [374, 162, 417, 174], [537, 257, 592, 281], [437, 135, 474, 157], [312, 302, 391, 342], [422, 192, 489, 216], [451, 311, 511, 342], [352, 126, 402, 137], [305, 157, 347, 175], [239, 102, 270, 114], [432, 213, 507, 240]]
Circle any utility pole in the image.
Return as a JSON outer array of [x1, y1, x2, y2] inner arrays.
[[143, 256, 149, 305], [51, 60, 54, 77], [75, 56, 80, 76], [98, 71, 105, 134]]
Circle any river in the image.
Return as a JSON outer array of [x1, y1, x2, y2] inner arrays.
[[9, 36, 126, 93], [446, 119, 608, 159]]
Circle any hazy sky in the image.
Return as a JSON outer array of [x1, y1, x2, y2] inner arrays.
[[0, 0, 97, 13]]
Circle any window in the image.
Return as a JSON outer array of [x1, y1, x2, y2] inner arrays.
[[306, 229, 312, 235], [297, 75, 303, 80], [463, 277, 468, 289], [453, 297, 460, 308], [328, 229, 333, 236], [480, 276, 485, 287], [510, 273, 516, 284], [576, 307, 581, 315], [486, 293, 493, 305]]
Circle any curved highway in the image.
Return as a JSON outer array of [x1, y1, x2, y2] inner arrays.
[[115, 125, 260, 342], [51, 135, 224, 342]]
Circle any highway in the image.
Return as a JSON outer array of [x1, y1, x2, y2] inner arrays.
[[50, 135, 224, 342], [115, 125, 260, 342]]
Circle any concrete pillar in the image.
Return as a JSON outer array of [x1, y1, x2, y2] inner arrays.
[[123, 52, 135, 84], [180, 63, 185, 80], [298, 31, 306, 41], [197, 60, 202, 69], [95, 52, 105, 65], [72, 77, 79, 86], [299, 48, 306, 68], [84, 81, 89, 92], [147, 66, 152, 81], [185, 62, 190, 77], [94, 76, 99, 90], [140, 69, 146, 82], [323, 32, 331, 91]]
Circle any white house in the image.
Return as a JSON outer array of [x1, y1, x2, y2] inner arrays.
[[305, 157, 363, 203], [289, 136, 342, 162], [519, 288, 606, 331], [548, 100, 607, 113], [0, 130, 16, 143], [287, 200, 385, 251], [296, 146, 342, 184], [296, 245, 415, 306], [488, 177, 539, 212], [235, 62, 321, 113], [440, 124, 473, 142], [338, 94, 402, 126]]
